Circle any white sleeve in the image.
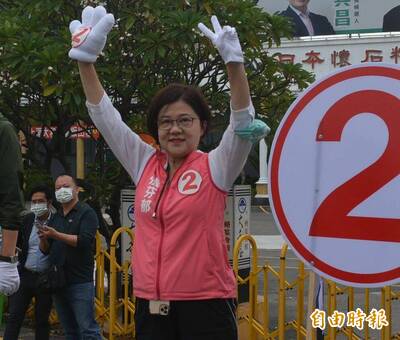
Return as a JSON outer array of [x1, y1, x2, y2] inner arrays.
[[86, 93, 155, 185], [209, 101, 255, 192]]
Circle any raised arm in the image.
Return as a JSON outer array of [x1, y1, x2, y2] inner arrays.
[[78, 63, 104, 105], [68, 6, 155, 184], [68, 5, 113, 104], [226, 63, 250, 111], [198, 16, 250, 110], [198, 16, 257, 191]]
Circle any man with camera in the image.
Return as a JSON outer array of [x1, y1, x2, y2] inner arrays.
[[39, 174, 101, 340]]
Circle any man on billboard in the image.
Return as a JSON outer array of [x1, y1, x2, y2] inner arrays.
[[280, 0, 335, 37], [383, 5, 400, 32]]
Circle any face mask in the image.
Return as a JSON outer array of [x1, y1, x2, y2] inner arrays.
[[30, 203, 48, 217], [234, 119, 270, 144], [55, 187, 74, 204]]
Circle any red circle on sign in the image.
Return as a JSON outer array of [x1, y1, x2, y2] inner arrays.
[[270, 64, 400, 285]]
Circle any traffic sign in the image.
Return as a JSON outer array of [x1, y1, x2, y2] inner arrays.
[[269, 63, 400, 287], [127, 204, 135, 223]]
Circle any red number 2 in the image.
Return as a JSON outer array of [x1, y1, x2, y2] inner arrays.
[[309, 90, 400, 243], [182, 172, 197, 192]]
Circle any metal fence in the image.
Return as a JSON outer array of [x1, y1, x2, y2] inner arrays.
[[233, 234, 400, 340], [89, 229, 400, 339]]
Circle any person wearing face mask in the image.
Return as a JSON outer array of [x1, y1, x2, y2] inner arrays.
[[67, 6, 270, 340], [3, 184, 53, 340], [39, 174, 102, 340]]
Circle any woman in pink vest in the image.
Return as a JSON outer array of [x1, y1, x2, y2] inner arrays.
[[69, 6, 261, 340]]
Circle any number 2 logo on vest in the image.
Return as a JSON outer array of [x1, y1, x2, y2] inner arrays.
[[178, 170, 202, 195]]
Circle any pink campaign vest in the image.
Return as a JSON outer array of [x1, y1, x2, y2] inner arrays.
[[132, 150, 237, 301]]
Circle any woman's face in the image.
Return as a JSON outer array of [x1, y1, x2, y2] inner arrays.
[[157, 100, 205, 161]]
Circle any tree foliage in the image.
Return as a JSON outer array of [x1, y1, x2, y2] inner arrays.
[[0, 0, 313, 229]]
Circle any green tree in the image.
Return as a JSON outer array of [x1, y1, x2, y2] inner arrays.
[[0, 0, 313, 230]]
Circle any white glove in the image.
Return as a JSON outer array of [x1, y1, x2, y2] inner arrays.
[[0, 261, 20, 296], [198, 16, 244, 64], [68, 6, 115, 63]]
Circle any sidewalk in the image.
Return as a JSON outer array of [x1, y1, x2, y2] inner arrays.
[[0, 320, 65, 339]]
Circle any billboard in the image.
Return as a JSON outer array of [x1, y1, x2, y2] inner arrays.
[[268, 34, 400, 79], [258, 0, 400, 35]]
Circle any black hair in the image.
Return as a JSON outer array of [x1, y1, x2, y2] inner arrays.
[[29, 184, 53, 201], [147, 83, 211, 141]]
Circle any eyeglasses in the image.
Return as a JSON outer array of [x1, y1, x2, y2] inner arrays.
[[158, 116, 198, 130]]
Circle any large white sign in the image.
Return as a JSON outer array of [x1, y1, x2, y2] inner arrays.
[[268, 34, 400, 80], [269, 63, 400, 287], [259, 0, 400, 34]]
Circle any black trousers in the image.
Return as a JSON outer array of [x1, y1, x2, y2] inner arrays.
[[135, 298, 238, 340], [3, 268, 53, 340]]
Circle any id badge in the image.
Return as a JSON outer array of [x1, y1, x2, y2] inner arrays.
[[149, 300, 170, 315]]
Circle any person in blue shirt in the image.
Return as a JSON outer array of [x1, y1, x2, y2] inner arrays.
[[3, 184, 54, 340]]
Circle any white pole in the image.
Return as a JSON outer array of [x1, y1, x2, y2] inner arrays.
[[255, 139, 268, 198]]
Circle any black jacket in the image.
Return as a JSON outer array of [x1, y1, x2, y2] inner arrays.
[[383, 6, 400, 32], [280, 6, 335, 37], [0, 113, 24, 231], [48, 202, 99, 284]]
